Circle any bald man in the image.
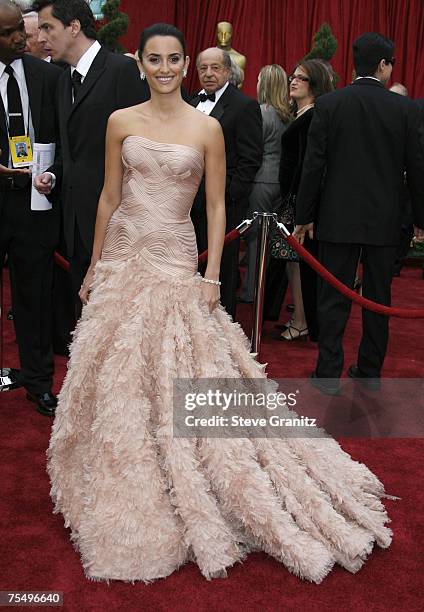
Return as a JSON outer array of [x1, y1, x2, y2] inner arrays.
[[0, 0, 61, 415], [190, 47, 262, 318]]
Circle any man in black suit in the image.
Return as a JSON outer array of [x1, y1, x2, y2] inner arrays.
[[295, 32, 424, 394], [33, 0, 149, 300], [0, 0, 61, 414], [190, 47, 262, 318]]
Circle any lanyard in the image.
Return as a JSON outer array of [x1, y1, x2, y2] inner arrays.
[[2, 70, 31, 139]]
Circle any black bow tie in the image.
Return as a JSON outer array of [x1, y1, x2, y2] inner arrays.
[[199, 92, 216, 102]]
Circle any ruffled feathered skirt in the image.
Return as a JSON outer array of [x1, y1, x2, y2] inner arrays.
[[48, 252, 392, 584]]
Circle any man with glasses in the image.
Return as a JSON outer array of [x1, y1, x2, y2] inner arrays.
[[294, 32, 424, 395]]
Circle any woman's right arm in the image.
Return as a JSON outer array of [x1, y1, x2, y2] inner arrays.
[[79, 112, 126, 303]]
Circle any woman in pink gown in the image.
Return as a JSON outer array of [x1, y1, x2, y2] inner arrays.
[[47, 24, 392, 584]]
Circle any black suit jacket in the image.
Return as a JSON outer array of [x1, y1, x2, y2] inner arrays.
[[0, 55, 60, 171], [296, 78, 424, 245], [190, 84, 262, 212], [1, 56, 61, 243], [51, 46, 149, 256]]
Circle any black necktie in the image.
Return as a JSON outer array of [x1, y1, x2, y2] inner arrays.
[[71, 70, 82, 100], [5, 65, 25, 136], [199, 92, 216, 102]]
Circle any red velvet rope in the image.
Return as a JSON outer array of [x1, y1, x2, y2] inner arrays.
[[53, 223, 424, 318], [197, 228, 241, 265], [54, 252, 70, 272], [283, 233, 424, 319]]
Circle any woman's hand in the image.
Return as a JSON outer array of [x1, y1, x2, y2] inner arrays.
[[200, 280, 220, 313], [79, 266, 95, 305]]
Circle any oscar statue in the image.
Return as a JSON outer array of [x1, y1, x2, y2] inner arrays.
[[216, 21, 246, 87]]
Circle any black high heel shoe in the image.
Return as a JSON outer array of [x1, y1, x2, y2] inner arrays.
[[277, 325, 309, 341], [274, 317, 294, 331]]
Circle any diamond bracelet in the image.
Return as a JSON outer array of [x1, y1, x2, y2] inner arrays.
[[200, 277, 221, 286]]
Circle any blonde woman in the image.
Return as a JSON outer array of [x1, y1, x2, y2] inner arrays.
[[240, 64, 291, 302]]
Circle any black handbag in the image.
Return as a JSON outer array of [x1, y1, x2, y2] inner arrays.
[[269, 193, 299, 261], [269, 128, 303, 261]]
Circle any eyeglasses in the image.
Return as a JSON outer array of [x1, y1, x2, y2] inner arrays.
[[385, 57, 396, 66], [288, 74, 310, 83]]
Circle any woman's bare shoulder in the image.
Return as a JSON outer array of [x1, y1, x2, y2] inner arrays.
[[108, 103, 150, 137], [110, 102, 150, 123]]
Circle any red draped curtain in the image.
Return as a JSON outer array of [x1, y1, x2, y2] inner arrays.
[[120, 0, 424, 99]]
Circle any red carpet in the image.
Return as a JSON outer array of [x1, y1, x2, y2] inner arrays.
[[0, 267, 423, 611]]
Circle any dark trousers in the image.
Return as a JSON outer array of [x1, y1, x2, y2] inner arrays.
[[52, 232, 76, 356], [192, 196, 246, 320], [316, 242, 397, 378], [68, 223, 91, 307], [299, 235, 319, 342], [263, 258, 288, 321], [0, 185, 58, 394], [393, 223, 414, 275], [220, 233, 240, 319]]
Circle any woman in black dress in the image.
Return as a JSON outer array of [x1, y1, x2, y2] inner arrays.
[[278, 59, 333, 341]]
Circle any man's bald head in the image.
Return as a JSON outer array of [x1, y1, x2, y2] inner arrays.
[[196, 47, 231, 94], [197, 47, 231, 69], [0, 0, 26, 64], [0, 0, 21, 14]]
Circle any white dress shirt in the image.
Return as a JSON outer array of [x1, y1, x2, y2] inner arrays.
[[196, 81, 229, 115], [0, 58, 35, 166], [354, 76, 381, 83], [70, 40, 101, 102]]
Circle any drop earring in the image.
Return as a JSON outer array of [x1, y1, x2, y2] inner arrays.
[[140, 72, 146, 80], [183, 69, 187, 78]]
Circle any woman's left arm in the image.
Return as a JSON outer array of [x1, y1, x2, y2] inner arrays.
[[202, 119, 226, 312]]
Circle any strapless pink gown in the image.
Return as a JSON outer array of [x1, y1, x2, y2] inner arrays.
[[48, 136, 392, 583]]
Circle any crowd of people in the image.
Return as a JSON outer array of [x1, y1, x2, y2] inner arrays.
[[1, 0, 423, 413], [1, 0, 424, 586]]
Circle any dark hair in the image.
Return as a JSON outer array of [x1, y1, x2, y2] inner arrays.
[[32, 0, 97, 40], [296, 59, 334, 99], [139, 23, 186, 57], [315, 58, 335, 83], [353, 32, 394, 77]]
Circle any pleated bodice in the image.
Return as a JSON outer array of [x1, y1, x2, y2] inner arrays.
[[101, 135, 204, 278]]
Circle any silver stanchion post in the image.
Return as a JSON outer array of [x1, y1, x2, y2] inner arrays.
[[0, 267, 21, 392], [250, 212, 276, 354]]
